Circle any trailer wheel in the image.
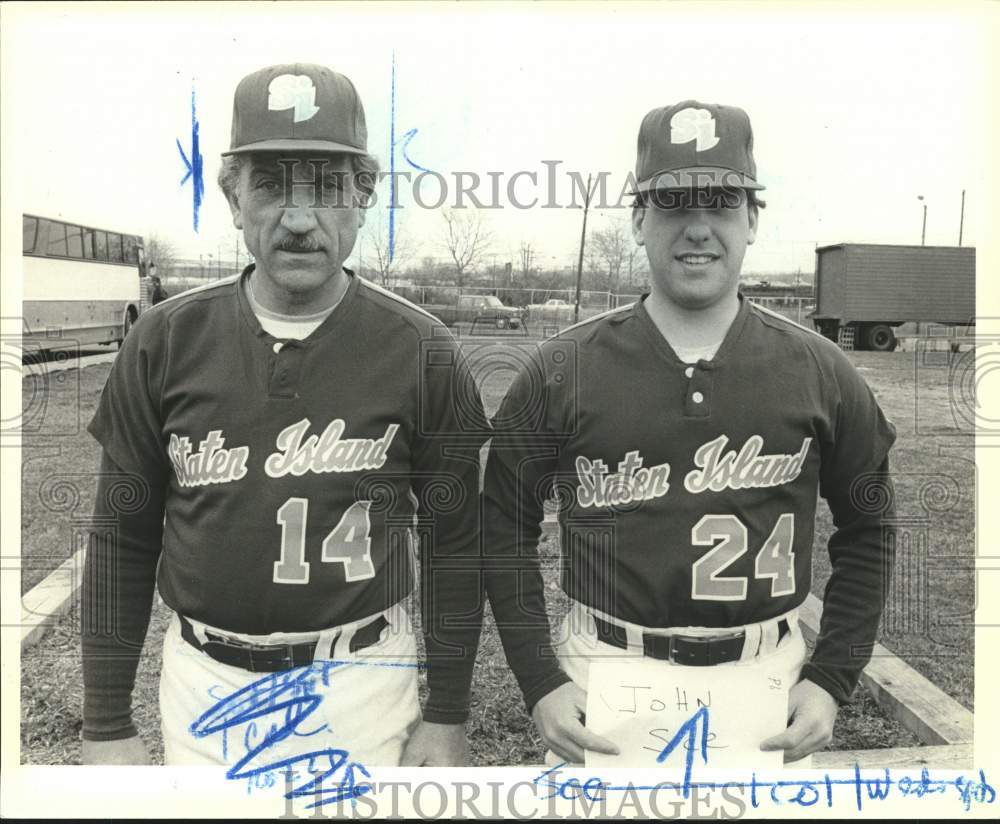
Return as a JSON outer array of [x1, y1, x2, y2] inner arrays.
[[867, 324, 897, 352]]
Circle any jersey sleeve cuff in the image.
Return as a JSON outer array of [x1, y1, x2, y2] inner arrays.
[[421, 704, 469, 726], [800, 662, 853, 706], [81, 720, 139, 742], [523, 669, 573, 716]]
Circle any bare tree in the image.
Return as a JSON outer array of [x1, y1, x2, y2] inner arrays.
[[364, 212, 417, 286], [625, 243, 649, 292], [145, 234, 179, 277], [518, 241, 535, 282], [590, 220, 631, 294], [413, 256, 440, 280], [439, 209, 493, 291]]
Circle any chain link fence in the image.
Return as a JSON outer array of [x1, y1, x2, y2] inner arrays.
[[158, 271, 815, 331]]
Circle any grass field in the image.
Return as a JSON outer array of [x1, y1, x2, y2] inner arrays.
[[19, 328, 974, 765]]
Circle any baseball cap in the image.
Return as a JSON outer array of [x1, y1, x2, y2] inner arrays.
[[222, 63, 368, 156], [632, 100, 764, 193]]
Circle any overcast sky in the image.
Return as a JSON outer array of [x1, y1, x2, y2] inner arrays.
[[4, 3, 992, 275]]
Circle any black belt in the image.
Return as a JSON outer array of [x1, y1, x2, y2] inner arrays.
[[593, 615, 789, 666], [178, 614, 389, 673]]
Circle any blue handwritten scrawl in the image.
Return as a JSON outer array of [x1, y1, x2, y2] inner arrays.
[[191, 658, 420, 809], [388, 51, 434, 261], [532, 708, 996, 813], [177, 83, 205, 232]]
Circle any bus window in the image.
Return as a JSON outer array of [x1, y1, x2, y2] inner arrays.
[[123, 236, 139, 265], [66, 225, 84, 258], [82, 228, 96, 259], [94, 231, 108, 260], [47, 221, 68, 257], [23, 216, 38, 253], [108, 233, 124, 263]]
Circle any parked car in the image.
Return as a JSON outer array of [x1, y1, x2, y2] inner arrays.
[[420, 294, 524, 329], [526, 298, 575, 323]]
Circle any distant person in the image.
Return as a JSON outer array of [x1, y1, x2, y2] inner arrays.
[[148, 275, 169, 305]]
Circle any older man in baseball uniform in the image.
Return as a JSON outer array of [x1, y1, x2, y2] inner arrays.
[[81, 64, 488, 775]]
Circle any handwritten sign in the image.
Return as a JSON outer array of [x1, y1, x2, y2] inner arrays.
[[585, 660, 788, 770]]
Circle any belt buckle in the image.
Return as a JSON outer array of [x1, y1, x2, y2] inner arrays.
[[669, 630, 745, 666], [248, 643, 297, 673], [667, 633, 698, 664], [205, 629, 252, 648]]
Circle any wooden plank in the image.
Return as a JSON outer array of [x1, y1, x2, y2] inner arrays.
[[814, 743, 973, 770], [20, 549, 85, 649], [797, 593, 974, 745], [526, 744, 973, 771]]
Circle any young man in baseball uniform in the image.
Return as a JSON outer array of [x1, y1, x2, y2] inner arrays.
[[81, 64, 488, 771], [484, 101, 896, 767]]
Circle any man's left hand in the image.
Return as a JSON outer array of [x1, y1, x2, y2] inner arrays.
[[400, 721, 471, 766], [760, 679, 838, 762]]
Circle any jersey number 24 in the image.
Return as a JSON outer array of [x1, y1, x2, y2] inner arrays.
[[691, 513, 796, 601], [273, 498, 375, 585]]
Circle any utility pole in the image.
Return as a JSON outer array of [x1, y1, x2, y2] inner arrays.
[[573, 174, 597, 324], [918, 195, 927, 246], [958, 189, 965, 246], [235, 234, 241, 271]]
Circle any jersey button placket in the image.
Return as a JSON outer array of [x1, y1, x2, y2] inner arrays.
[[684, 365, 712, 418], [268, 343, 303, 398]]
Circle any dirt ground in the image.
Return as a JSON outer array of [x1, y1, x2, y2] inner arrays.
[[19, 340, 974, 765]]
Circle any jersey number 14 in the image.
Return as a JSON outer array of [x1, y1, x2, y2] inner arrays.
[[273, 498, 375, 585]]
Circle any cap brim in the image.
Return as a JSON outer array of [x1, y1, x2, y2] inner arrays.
[[221, 139, 367, 157], [631, 167, 765, 195]]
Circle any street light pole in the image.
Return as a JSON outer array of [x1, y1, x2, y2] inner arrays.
[[918, 195, 927, 246], [573, 174, 596, 324], [959, 189, 965, 246]]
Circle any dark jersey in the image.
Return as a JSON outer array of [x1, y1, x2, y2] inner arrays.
[[485, 295, 896, 708], [83, 267, 488, 737]]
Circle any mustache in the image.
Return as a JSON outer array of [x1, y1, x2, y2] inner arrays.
[[275, 236, 322, 253]]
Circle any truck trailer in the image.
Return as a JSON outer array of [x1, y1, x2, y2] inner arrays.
[[810, 243, 975, 351]]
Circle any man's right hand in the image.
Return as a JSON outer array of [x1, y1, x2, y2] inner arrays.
[[82, 735, 152, 765], [531, 681, 619, 765]]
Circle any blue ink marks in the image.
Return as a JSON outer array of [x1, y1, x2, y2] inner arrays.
[[176, 83, 205, 233], [387, 52, 435, 262], [654, 705, 709, 797], [389, 52, 397, 262], [530, 706, 995, 812], [191, 658, 419, 809], [954, 770, 997, 811], [532, 761, 996, 813], [396, 128, 434, 175]]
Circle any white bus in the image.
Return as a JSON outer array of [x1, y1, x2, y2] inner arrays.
[[22, 214, 147, 351]]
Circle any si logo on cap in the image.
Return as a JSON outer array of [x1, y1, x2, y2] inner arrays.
[[222, 63, 368, 157], [268, 74, 320, 123], [670, 108, 720, 152], [631, 99, 765, 193]]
